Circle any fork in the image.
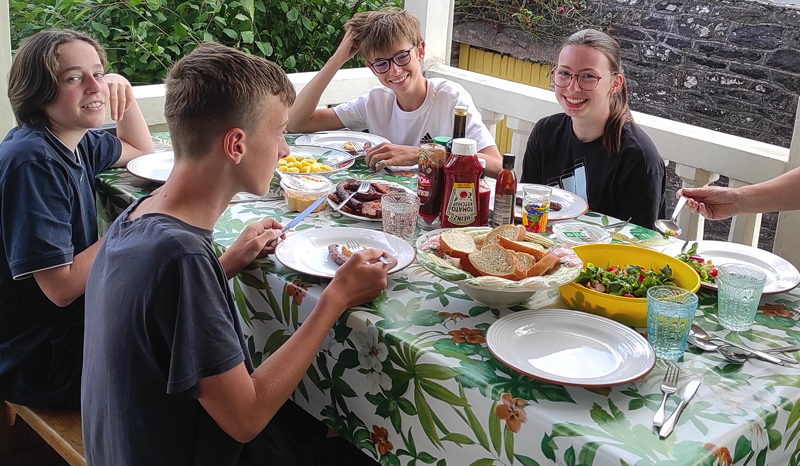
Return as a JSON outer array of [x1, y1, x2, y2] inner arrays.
[[334, 180, 370, 212], [653, 362, 679, 428], [346, 238, 392, 265], [349, 141, 366, 155]]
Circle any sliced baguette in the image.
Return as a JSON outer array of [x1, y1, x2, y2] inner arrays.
[[513, 252, 536, 277], [462, 245, 524, 280], [482, 224, 526, 247], [497, 236, 547, 262], [439, 229, 477, 259], [527, 253, 561, 277]]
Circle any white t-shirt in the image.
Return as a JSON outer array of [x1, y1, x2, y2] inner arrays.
[[333, 78, 495, 152]]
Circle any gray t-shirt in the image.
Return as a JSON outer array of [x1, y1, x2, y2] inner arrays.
[[82, 200, 299, 466]]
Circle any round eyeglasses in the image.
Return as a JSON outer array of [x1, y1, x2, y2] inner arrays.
[[368, 45, 416, 74], [551, 69, 618, 91]]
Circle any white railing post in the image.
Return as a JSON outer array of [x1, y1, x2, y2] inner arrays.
[[405, 0, 453, 66], [773, 102, 800, 268], [0, 0, 14, 132], [674, 163, 720, 241], [727, 179, 762, 247], [478, 108, 503, 143], [505, 117, 534, 180]]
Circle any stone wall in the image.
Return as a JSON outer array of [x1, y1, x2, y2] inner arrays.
[[454, 0, 800, 148]]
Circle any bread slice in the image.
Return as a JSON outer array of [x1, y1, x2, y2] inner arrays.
[[513, 252, 536, 277], [497, 236, 547, 262], [482, 225, 526, 247], [461, 245, 524, 280], [527, 253, 561, 277], [439, 229, 477, 260]]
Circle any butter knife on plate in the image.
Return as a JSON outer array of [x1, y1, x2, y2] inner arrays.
[[659, 379, 701, 439], [266, 195, 327, 247]]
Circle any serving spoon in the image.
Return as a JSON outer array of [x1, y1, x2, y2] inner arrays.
[[655, 195, 688, 237], [688, 324, 785, 365]]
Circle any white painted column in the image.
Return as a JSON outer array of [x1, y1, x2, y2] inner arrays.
[[674, 163, 720, 241], [478, 108, 503, 142], [505, 117, 534, 179], [405, 0, 453, 66], [0, 0, 14, 132], [773, 101, 800, 268], [727, 179, 762, 247]]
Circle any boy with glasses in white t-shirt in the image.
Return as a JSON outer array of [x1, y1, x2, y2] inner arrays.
[[287, 8, 502, 176]]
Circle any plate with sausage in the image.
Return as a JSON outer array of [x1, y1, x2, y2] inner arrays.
[[486, 181, 588, 222], [327, 179, 416, 222], [274, 227, 416, 279]]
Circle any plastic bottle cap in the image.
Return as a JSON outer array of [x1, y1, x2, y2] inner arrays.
[[451, 138, 477, 156], [433, 136, 451, 146]]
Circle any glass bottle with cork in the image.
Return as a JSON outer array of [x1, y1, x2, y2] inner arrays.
[[491, 153, 517, 227], [478, 159, 491, 227], [440, 138, 483, 228], [417, 143, 447, 230], [444, 106, 468, 162]]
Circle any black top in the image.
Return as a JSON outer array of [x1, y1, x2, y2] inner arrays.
[[521, 113, 666, 229], [0, 125, 120, 407], [82, 201, 302, 466]]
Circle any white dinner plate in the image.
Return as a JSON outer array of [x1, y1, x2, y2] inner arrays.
[[276, 145, 354, 177], [274, 227, 415, 278], [661, 240, 800, 294], [327, 181, 416, 222], [295, 131, 417, 171], [127, 151, 174, 183], [487, 182, 589, 222], [487, 309, 655, 387]]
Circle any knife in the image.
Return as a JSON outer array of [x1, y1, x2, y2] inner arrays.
[[266, 195, 327, 247], [659, 379, 701, 439]]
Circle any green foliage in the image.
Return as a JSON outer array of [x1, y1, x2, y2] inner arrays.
[[9, 0, 399, 84]]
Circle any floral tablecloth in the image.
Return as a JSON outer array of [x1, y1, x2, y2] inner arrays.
[[96, 140, 800, 466]]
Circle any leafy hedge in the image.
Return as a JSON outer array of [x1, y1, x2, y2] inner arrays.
[[10, 0, 399, 84]]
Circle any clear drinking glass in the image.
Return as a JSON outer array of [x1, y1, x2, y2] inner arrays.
[[716, 264, 767, 332], [521, 185, 551, 233], [381, 192, 420, 242], [646, 286, 699, 361]]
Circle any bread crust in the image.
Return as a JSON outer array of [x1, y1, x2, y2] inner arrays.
[[497, 236, 547, 262], [482, 225, 526, 247], [527, 253, 561, 277], [439, 229, 477, 260], [462, 245, 523, 280]]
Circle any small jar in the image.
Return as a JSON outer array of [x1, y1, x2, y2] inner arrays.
[[280, 175, 333, 213]]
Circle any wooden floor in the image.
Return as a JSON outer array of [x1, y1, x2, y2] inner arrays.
[[0, 414, 64, 466]]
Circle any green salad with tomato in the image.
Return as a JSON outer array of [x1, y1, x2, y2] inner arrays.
[[574, 263, 676, 298], [676, 242, 718, 283]]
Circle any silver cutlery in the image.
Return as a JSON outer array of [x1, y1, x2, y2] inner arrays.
[[229, 195, 283, 205], [717, 345, 797, 364], [653, 362, 679, 428], [266, 195, 328, 247], [348, 140, 366, 156], [689, 324, 784, 365], [334, 180, 370, 212], [659, 379, 701, 438], [346, 238, 392, 265], [605, 217, 632, 234], [655, 195, 688, 236]]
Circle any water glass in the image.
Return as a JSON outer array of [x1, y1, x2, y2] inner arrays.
[[716, 264, 767, 331], [646, 286, 699, 361], [381, 192, 419, 242], [521, 185, 552, 233]]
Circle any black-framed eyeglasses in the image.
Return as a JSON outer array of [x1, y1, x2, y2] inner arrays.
[[551, 68, 618, 91], [368, 45, 416, 74]]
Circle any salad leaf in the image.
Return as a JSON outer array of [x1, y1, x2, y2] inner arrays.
[[675, 241, 717, 283], [574, 262, 676, 297]]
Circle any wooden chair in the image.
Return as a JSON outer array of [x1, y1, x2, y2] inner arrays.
[[4, 401, 85, 466]]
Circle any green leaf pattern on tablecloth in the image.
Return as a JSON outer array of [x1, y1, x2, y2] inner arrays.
[[96, 151, 800, 466]]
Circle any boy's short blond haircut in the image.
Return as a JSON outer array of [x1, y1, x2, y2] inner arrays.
[[164, 42, 296, 159], [346, 8, 424, 62]]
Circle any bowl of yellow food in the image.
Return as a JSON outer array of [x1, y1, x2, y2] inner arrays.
[[280, 175, 334, 213], [559, 243, 701, 327], [276, 145, 354, 176]]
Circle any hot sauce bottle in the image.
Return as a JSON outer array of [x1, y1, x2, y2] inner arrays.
[[440, 138, 482, 228], [478, 159, 491, 227], [491, 153, 517, 227]]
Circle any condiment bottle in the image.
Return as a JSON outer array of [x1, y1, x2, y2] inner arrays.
[[440, 138, 482, 228], [478, 159, 491, 227], [491, 153, 517, 227], [417, 143, 447, 230], [444, 106, 467, 162]]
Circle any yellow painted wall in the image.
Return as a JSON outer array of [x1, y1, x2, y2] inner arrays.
[[458, 44, 551, 153]]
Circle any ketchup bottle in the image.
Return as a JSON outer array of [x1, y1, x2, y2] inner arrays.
[[440, 138, 482, 228]]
